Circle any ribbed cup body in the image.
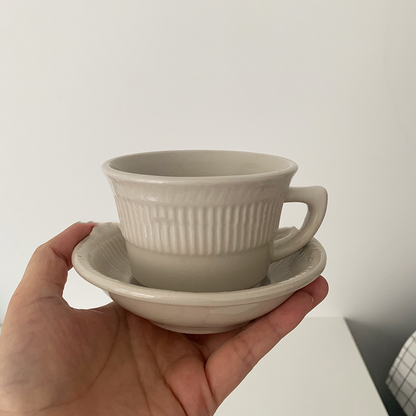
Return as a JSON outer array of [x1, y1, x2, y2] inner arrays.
[[107, 179, 289, 256], [102, 150, 298, 291]]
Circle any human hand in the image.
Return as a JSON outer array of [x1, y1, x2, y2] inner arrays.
[[0, 223, 328, 416]]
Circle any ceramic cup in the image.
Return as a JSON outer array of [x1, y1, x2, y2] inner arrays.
[[102, 150, 327, 292]]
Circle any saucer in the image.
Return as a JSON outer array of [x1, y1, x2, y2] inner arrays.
[[72, 223, 327, 334]]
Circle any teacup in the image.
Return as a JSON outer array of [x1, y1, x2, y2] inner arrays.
[[102, 150, 327, 292]]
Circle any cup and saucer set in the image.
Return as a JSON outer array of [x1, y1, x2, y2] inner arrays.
[[73, 150, 327, 334]]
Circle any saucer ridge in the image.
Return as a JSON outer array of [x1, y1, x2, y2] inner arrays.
[[73, 223, 326, 333]]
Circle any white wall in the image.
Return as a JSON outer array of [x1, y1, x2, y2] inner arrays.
[[1, 1, 416, 412]]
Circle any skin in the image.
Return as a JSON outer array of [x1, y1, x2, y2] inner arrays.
[[0, 223, 328, 416]]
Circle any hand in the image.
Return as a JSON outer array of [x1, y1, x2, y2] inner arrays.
[[0, 223, 328, 416]]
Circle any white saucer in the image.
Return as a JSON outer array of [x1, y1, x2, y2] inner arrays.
[[72, 223, 327, 334]]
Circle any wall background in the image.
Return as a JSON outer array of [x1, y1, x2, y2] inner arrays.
[[1, 1, 416, 412]]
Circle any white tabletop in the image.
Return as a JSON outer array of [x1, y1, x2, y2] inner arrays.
[[216, 317, 388, 416]]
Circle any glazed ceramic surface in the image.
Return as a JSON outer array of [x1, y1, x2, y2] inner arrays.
[[102, 150, 327, 292], [72, 223, 327, 334]]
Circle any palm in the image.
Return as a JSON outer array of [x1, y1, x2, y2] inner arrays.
[[1, 295, 243, 415], [0, 223, 328, 416]]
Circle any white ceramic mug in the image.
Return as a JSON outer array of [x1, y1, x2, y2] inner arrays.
[[102, 150, 327, 292]]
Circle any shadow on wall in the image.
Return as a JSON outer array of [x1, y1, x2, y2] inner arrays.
[[347, 319, 406, 416]]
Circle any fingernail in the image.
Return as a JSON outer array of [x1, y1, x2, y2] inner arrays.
[[305, 292, 314, 304]]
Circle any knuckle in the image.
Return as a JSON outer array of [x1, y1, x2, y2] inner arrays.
[[33, 243, 48, 258], [232, 336, 257, 371], [265, 317, 284, 341]]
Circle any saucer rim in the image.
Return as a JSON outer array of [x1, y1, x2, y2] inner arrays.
[[72, 223, 326, 307]]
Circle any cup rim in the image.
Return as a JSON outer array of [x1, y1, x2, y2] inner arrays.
[[102, 150, 298, 184]]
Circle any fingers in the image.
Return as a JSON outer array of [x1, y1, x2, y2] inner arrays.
[[17, 222, 96, 301], [188, 327, 244, 361], [205, 276, 329, 406]]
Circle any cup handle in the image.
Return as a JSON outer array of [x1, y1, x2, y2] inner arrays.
[[270, 186, 328, 262]]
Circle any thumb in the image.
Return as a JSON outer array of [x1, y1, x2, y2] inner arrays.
[[16, 222, 95, 302]]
